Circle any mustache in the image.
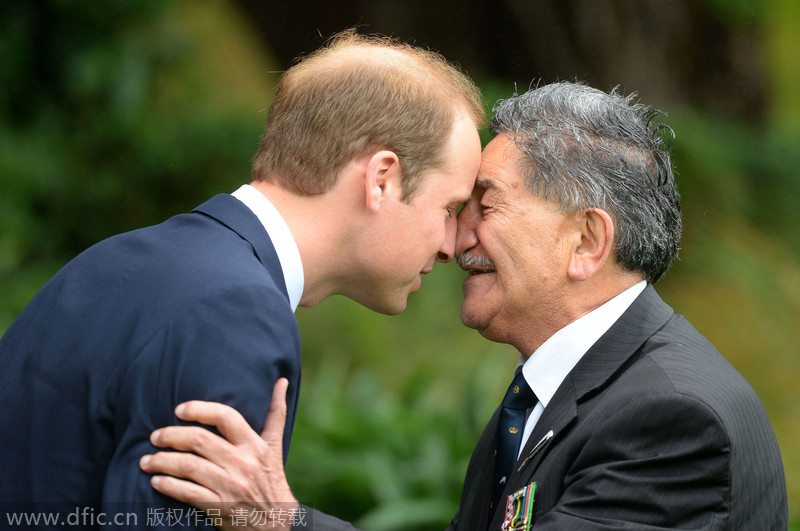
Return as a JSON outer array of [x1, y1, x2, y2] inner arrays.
[[456, 251, 495, 269]]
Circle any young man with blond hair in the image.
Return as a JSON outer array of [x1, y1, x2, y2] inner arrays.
[[0, 31, 484, 530]]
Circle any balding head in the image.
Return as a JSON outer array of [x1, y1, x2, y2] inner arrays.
[[251, 30, 485, 200]]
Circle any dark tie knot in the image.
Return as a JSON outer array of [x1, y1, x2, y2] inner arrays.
[[502, 371, 537, 410]]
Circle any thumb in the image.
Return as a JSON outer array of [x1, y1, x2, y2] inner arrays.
[[262, 378, 289, 447]]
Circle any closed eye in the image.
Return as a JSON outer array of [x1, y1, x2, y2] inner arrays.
[[448, 202, 466, 217]]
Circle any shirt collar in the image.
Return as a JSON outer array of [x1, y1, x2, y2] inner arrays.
[[518, 280, 647, 407], [231, 184, 304, 312]]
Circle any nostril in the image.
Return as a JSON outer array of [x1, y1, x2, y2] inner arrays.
[[437, 251, 452, 262]]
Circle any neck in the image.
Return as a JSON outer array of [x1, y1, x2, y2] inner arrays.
[[248, 180, 354, 307], [516, 269, 643, 358]]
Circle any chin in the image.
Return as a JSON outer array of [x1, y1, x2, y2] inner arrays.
[[460, 307, 486, 331], [369, 297, 408, 316], [383, 304, 406, 316]]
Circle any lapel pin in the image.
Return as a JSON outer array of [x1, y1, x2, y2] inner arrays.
[[518, 429, 554, 472]]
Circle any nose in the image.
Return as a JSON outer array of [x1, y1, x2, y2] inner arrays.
[[436, 213, 458, 263], [455, 196, 480, 258]]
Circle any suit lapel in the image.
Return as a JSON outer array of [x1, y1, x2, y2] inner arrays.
[[502, 286, 674, 510], [568, 285, 673, 402], [192, 194, 289, 302], [514, 383, 577, 480]]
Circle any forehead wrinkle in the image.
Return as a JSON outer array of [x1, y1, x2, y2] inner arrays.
[[479, 136, 526, 188], [476, 163, 507, 192]]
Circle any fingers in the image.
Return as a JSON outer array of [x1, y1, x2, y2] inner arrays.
[[150, 425, 237, 465], [140, 451, 227, 495], [261, 378, 289, 443], [149, 473, 220, 510], [142, 380, 295, 520], [174, 401, 254, 446]]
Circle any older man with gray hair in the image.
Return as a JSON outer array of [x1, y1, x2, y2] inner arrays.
[[451, 81, 786, 530], [141, 82, 788, 531]]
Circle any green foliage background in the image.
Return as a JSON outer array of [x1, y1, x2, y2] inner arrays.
[[1, 1, 798, 529]]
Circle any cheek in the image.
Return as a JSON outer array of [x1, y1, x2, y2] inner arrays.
[[479, 222, 520, 265], [423, 217, 447, 248], [399, 216, 442, 263]]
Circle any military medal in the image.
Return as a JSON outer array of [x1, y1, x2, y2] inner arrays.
[[501, 482, 535, 531]]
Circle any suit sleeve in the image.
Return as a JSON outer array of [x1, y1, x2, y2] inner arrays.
[[100, 283, 301, 529], [534, 393, 731, 530]]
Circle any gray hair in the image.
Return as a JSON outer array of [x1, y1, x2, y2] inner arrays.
[[489, 81, 682, 283]]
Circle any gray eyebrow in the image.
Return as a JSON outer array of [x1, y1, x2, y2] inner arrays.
[[475, 178, 496, 191]]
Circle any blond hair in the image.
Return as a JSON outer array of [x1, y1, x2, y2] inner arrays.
[[251, 30, 485, 200]]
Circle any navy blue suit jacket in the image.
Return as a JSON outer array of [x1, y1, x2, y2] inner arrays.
[[0, 194, 302, 529]]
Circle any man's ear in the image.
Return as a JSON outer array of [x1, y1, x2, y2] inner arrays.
[[364, 150, 402, 213], [568, 208, 615, 281]]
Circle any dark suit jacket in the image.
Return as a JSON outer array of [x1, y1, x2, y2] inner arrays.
[[0, 194, 302, 529], [448, 285, 787, 530]]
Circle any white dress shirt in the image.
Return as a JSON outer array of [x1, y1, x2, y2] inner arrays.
[[231, 184, 304, 312], [516, 280, 647, 456]]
